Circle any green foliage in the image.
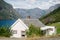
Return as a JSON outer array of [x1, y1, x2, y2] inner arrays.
[[39, 7, 60, 25], [26, 24, 41, 37], [0, 26, 12, 37]]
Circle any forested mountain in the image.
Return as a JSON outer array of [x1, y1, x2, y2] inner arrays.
[[0, 0, 20, 20], [39, 7, 60, 25]]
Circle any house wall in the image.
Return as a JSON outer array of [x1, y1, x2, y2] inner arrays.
[[49, 27, 56, 35], [41, 26, 56, 36], [46, 27, 56, 36], [10, 19, 28, 38]]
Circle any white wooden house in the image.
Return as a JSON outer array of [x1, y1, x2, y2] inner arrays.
[[10, 19, 28, 38]]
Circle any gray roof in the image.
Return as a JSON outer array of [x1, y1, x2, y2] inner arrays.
[[21, 19, 45, 27]]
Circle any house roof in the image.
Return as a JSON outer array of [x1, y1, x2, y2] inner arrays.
[[40, 26, 55, 30], [21, 19, 45, 27]]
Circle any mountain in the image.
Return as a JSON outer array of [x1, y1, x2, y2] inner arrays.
[[39, 7, 60, 25], [15, 8, 46, 19], [0, 0, 20, 20], [15, 4, 60, 19], [46, 4, 60, 14]]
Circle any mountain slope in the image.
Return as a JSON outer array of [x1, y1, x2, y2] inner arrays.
[[0, 0, 20, 20], [39, 7, 60, 25], [15, 8, 46, 19], [46, 4, 60, 14]]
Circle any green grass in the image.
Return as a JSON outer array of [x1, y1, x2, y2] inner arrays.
[[48, 22, 60, 34]]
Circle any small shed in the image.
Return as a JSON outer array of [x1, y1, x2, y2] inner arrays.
[[40, 26, 56, 36]]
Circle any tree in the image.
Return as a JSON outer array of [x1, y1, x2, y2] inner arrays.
[[0, 26, 12, 37]]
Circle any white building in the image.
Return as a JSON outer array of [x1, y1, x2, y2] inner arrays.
[[40, 26, 56, 36], [10, 19, 28, 38]]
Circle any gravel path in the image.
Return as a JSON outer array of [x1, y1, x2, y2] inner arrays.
[[0, 37, 60, 40], [26, 36, 60, 40], [37, 37, 60, 40], [0, 38, 25, 40]]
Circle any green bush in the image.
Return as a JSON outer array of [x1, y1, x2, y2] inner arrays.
[[26, 24, 41, 37], [0, 26, 12, 37]]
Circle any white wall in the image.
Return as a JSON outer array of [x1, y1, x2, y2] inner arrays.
[[41, 26, 56, 36], [10, 19, 28, 38]]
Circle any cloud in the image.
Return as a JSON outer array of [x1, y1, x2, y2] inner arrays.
[[4, 0, 60, 9], [30, 0, 36, 2]]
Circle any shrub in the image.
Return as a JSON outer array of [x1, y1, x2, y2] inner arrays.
[[0, 26, 12, 37], [26, 24, 41, 37]]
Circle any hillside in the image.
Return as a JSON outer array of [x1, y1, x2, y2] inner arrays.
[[0, 0, 20, 20], [46, 4, 60, 14], [39, 7, 60, 25]]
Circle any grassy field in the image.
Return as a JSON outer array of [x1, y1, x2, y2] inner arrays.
[[48, 22, 60, 34]]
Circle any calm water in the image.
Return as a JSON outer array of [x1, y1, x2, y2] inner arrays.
[[0, 20, 16, 27]]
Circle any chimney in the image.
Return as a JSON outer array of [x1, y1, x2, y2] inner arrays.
[[26, 16, 30, 19]]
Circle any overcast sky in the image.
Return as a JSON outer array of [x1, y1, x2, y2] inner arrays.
[[4, 0, 60, 9]]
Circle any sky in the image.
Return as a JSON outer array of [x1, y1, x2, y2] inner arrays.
[[4, 0, 60, 9]]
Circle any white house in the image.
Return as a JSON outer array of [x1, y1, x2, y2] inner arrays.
[[10, 19, 28, 38], [40, 26, 56, 36]]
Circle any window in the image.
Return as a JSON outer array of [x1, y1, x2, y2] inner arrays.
[[11, 30, 17, 34]]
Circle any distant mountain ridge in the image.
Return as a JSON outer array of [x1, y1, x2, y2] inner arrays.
[[15, 4, 60, 19], [15, 8, 46, 19], [46, 4, 60, 14], [0, 0, 20, 20]]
